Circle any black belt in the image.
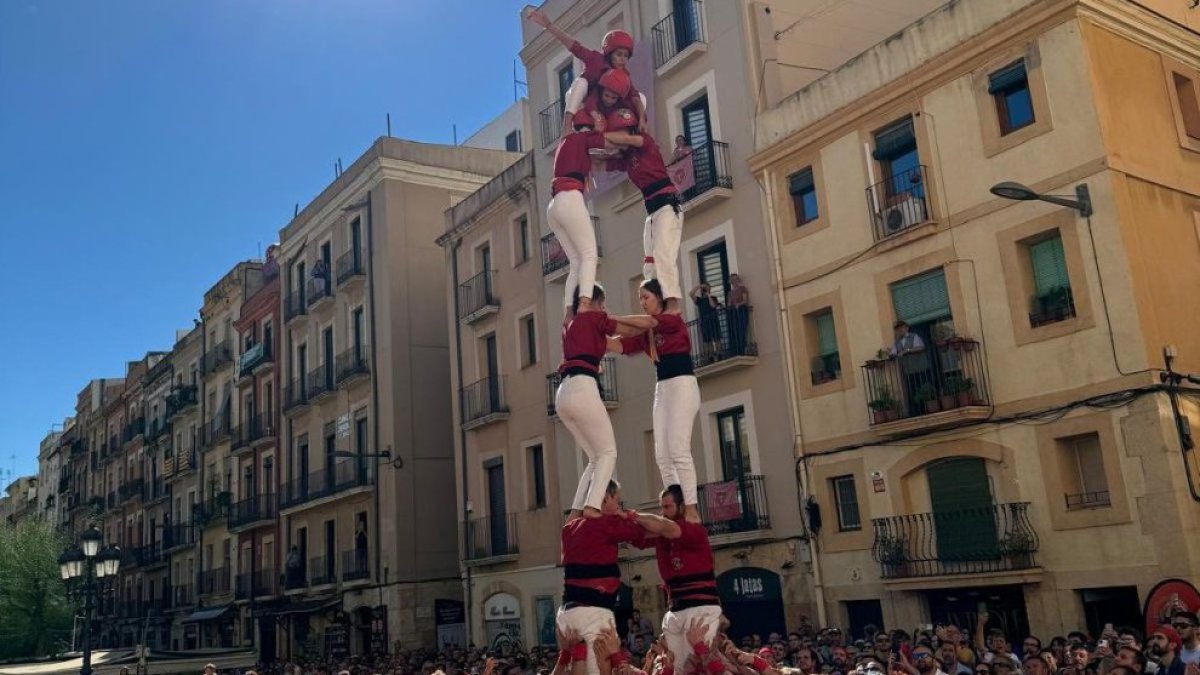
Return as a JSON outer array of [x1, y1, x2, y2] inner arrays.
[[645, 192, 681, 216], [562, 585, 617, 610], [564, 171, 586, 183], [563, 367, 599, 379], [655, 353, 694, 381], [641, 177, 673, 198], [564, 563, 621, 580], [565, 354, 601, 366], [667, 571, 717, 589]]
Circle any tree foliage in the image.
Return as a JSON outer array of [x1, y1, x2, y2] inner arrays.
[[0, 520, 76, 661]]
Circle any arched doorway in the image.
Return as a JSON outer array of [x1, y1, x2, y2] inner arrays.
[[717, 568, 786, 641], [484, 592, 523, 651]]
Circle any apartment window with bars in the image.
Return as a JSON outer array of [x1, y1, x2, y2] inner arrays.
[[789, 168, 818, 226], [1061, 434, 1110, 509], [831, 475, 861, 531]]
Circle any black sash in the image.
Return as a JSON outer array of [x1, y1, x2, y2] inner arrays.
[[562, 584, 617, 610]]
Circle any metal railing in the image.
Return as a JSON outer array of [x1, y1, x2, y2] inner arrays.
[[1030, 286, 1077, 327], [239, 342, 272, 376], [861, 336, 990, 425], [688, 305, 757, 368], [229, 493, 278, 529], [679, 140, 733, 203], [336, 249, 365, 286], [335, 346, 370, 384], [871, 502, 1039, 579], [173, 583, 194, 607], [341, 549, 371, 582], [309, 555, 336, 585], [196, 491, 232, 526], [145, 418, 169, 443], [235, 572, 252, 599], [201, 567, 231, 595], [464, 513, 520, 560], [252, 568, 277, 596], [166, 385, 198, 419], [652, 0, 706, 68], [1065, 490, 1111, 509], [285, 289, 307, 322], [458, 270, 498, 319], [280, 460, 370, 509], [306, 275, 333, 308], [546, 357, 619, 416], [308, 364, 335, 400], [122, 417, 146, 444], [204, 409, 232, 446], [203, 340, 234, 375], [460, 375, 508, 425], [540, 225, 602, 277], [119, 478, 145, 503], [865, 164, 930, 241], [284, 379, 308, 413], [538, 100, 564, 150], [163, 523, 196, 551], [696, 474, 770, 536]]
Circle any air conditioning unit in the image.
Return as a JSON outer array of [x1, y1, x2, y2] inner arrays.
[[879, 197, 928, 233]]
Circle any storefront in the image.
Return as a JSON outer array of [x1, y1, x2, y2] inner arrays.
[[717, 568, 786, 641], [483, 593, 522, 650]]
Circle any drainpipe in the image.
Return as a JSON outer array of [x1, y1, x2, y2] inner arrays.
[[363, 190, 385, 599], [450, 238, 473, 646], [197, 312, 207, 619], [755, 168, 827, 626]]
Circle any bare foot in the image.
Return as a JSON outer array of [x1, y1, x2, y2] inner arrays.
[[684, 504, 702, 523], [583, 506, 603, 519]]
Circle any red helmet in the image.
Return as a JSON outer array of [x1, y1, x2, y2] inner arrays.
[[597, 68, 632, 98], [606, 108, 638, 131], [601, 30, 634, 59]]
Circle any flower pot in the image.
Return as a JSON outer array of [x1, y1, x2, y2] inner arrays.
[[884, 408, 900, 422], [940, 394, 958, 410], [957, 390, 974, 407], [872, 410, 890, 425], [924, 400, 941, 414]]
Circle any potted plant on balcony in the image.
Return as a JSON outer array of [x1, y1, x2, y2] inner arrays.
[[865, 348, 891, 370], [876, 534, 908, 577], [946, 374, 977, 407], [915, 383, 940, 414], [934, 324, 974, 351], [1034, 286, 1074, 324], [811, 356, 836, 385], [868, 386, 900, 424], [998, 530, 1036, 569]]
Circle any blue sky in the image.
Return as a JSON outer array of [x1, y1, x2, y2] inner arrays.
[[0, 0, 533, 483]]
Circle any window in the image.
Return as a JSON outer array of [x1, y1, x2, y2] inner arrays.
[[716, 407, 750, 481], [831, 475, 861, 531], [871, 117, 927, 236], [1063, 434, 1110, 508], [696, 241, 730, 305], [505, 130, 522, 152], [1027, 233, 1075, 326], [515, 216, 530, 264], [528, 444, 546, 509], [557, 64, 574, 111], [1173, 71, 1200, 141], [891, 269, 951, 329], [989, 60, 1036, 135], [789, 168, 818, 225], [810, 310, 840, 384], [520, 315, 538, 367]]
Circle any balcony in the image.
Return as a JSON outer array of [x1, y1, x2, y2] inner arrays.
[[652, 0, 707, 72], [307, 364, 336, 403], [306, 275, 334, 312], [196, 491, 232, 527], [163, 523, 196, 552], [119, 478, 145, 504], [229, 493, 277, 531], [168, 448, 197, 479], [252, 568, 277, 597], [458, 270, 499, 323], [464, 513, 519, 564], [133, 543, 167, 568], [309, 555, 336, 586], [336, 249, 366, 288], [696, 474, 771, 537], [201, 567, 231, 596], [540, 224, 602, 281], [145, 481, 171, 504], [58, 476, 71, 494], [335, 346, 371, 387], [69, 438, 89, 457], [279, 460, 370, 511], [106, 491, 118, 511], [173, 583, 195, 608], [122, 417, 146, 445], [546, 357, 619, 416], [460, 376, 509, 430], [166, 385, 198, 420], [284, 289, 307, 324], [866, 164, 932, 242], [538, 100, 564, 150], [861, 336, 991, 436], [145, 418, 169, 443], [234, 572, 251, 599], [341, 549, 370, 582], [203, 410, 232, 448], [284, 379, 309, 415], [238, 342, 272, 378], [246, 412, 278, 448], [1066, 490, 1111, 509], [688, 305, 758, 377], [676, 141, 733, 213], [202, 340, 234, 376], [872, 502, 1039, 580]]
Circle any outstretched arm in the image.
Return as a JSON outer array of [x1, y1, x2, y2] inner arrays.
[[631, 510, 682, 539], [527, 8, 578, 49], [612, 314, 658, 330]]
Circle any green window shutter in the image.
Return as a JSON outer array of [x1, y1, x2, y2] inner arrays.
[[816, 312, 838, 357], [890, 269, 951, 325], [1030, 235, 1070, 297]]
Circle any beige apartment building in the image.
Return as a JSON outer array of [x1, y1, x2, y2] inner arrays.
[[274, 136, 518, 657], [751, 0, 1200, 638], [165, 326, 204, 650], [459, 0, 954, 644]]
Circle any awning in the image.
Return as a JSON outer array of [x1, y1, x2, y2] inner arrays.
[[259, 596, 341, 618], [181, 605, 232, 623], [0, 651, 128, 675], [0, 650, 257, 675]]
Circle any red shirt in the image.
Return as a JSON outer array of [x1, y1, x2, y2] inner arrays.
[[619, 313, 690, 357], [569, 41, 642, 110], [561, 514, 644, 597], [612, 134, 677, 201], [552, 131, 606, 195], [635, 520, 718, 609], [560, 310, 618, 375]]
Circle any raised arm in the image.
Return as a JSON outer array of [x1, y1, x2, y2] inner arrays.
[[632, 510, 682, 539], [527, 8, 578, 50]]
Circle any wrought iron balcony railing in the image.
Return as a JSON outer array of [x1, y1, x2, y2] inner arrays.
[[696, 474, 770, 536], [871, 502, 1039, 579], [861, 336, 990, 426], [651, 0, 706, 68], [687, 305, 757, 369], [546, 357, 618, 416], [464, 513, 519, 561], [866, 164, 931, 241]]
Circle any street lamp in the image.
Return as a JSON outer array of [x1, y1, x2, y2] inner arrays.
[[59, 528, 121, 675], [989, 181, 1093, 216]]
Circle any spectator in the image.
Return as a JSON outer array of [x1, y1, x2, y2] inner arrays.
[[727, 274, 750, 356], [889, 320, 929, 416], [873, 633, 894, 665], [690, 283, 722, 361], [796, 647, 819, 674], [630, 635, 649, 662], [1150, 626, 1185, 675], [628, 609, 655, 647], [1117, 646, 1148, 674], [1023, 652, 1049, 675], [204, 665, 218, 675], [672, 135, 693, 163], [1171, 612, 1200, 665], [1022, 637, 1044, 661]]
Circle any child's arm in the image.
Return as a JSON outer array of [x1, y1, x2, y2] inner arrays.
[[604, 131, 644, 148], [612, 314, 658, 330], [527, 8, 579, 50], [561, 78, 592, 137]]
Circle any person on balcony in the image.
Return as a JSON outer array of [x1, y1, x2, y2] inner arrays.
[[690, 284, 722, 361], [728, 274, 750, 356], [608, 279, 702, 524], [889, 321, 929, 417]]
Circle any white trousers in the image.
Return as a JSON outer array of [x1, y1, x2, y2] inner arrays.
[[662, 605, 723, 669], [643, 203, 684, 300], [557, 604, 616, 675], [557, 374, 618, 511], [548, 190, 598, 309], [652, 375, 700, 505]]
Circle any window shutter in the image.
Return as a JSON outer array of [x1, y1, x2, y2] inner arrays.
[[872, 118, 916, 161], [1030, 235, 1070, 297], [1073, 436, 1108, 494], [816, 312, 838, 357], [890, 269, 951, 325], [789, 169, 815, 195], [988, 61, 1028, 94]]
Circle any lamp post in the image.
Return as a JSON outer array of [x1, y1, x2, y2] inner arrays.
[[59, 527, 121, 675], [989, 181, 1093, 216]]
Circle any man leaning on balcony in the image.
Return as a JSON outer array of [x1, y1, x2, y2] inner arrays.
[[890, 321, 928, 417]]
